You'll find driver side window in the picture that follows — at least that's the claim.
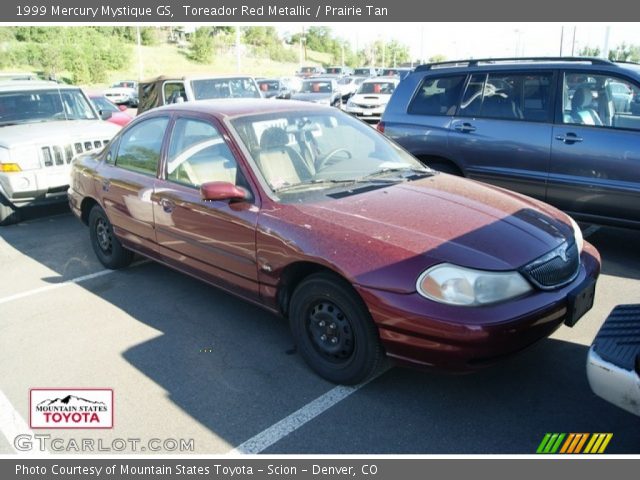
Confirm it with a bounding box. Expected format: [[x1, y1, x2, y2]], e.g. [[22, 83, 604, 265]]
[[166, 118, 239, 188], [163, 82, 186, 105]]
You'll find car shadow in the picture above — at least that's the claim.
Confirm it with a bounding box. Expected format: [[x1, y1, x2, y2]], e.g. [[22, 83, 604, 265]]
[[582, 225, 640, 281]]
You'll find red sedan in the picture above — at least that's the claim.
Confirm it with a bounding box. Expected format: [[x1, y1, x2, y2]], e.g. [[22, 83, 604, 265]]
[[68, 100, 600, 384], [89, 95, 133, 127]]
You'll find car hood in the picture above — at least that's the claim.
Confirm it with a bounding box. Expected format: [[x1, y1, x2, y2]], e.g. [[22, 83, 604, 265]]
[[0, 120, 120, 148], [282, 174, 574, 291], [350, 93, 390, 105], [291, 92, 334, 102]]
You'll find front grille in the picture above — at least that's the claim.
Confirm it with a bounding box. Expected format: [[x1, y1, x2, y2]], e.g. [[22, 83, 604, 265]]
[[521, 241, 580, 290], [41, 139, 107, 167]]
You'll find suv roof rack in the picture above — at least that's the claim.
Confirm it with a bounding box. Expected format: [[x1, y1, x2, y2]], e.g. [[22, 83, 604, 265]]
[[414, 57, 614, 72]]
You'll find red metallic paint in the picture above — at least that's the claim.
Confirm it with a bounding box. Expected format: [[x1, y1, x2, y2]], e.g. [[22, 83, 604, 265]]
[[69, 100, 602, 371]]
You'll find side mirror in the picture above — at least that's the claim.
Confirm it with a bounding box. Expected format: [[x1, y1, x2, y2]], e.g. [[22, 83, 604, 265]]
[[200, 181, 248, 202], [99, 109, 112, 120], [118, 105, 127, 112]]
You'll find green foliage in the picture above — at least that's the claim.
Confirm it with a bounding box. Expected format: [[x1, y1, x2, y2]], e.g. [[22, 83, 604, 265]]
[[608, 43, 640, 62], [579, 46, 601, 57], [189, 27, 214, 64], [429, 54, 447, 63]]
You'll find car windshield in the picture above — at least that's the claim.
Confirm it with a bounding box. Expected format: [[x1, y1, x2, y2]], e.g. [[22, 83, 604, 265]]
[[338, 77, 353, 85], [358, 81, 396, 94], [0, 89, 97, 126], [354, 69, 371, 76], [91, 96, 119, 113], [327, 68, 342, 74], [258, 81, 279, 92], [191, 77, 261, 100], [301, 67, 315, 73], [231, 110, 430, 200], [300, 81, 333, 93], [112, 82, 135, 89]]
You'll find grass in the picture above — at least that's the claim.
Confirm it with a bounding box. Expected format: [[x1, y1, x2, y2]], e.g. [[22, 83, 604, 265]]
[[1, 42, 327, 89]]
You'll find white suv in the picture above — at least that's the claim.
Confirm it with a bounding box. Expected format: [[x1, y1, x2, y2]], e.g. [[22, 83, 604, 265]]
[[0, 81, 121, 225]]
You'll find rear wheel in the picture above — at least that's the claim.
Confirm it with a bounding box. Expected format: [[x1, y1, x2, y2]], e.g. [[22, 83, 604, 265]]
[[429, 161, 462, 176], [88, 205, 133, 269], [289, 272, 384, 384], [0, 196, 20, 226]]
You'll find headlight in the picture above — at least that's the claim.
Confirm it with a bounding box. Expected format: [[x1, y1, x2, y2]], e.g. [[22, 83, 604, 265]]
[[417, 264, 533, 306], [568, 216, 584, 253]]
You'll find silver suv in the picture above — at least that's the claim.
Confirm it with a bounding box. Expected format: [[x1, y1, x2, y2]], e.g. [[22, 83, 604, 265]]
[[0, 81, 120, 225]]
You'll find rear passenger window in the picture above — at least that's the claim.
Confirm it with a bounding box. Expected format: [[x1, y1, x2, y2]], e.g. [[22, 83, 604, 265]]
[[408, 75, 465, 116], [458, 73, 552, 122], [116, 117, 169, 175], [166, 118, 240, 188]]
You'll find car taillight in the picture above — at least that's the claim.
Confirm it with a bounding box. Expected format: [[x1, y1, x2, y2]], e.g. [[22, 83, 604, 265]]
[[376, 121, 385, 133], [0, 163, 21, 172]]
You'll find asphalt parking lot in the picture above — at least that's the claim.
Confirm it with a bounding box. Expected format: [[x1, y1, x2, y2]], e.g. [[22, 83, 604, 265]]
[[1, 204, 639, 455]]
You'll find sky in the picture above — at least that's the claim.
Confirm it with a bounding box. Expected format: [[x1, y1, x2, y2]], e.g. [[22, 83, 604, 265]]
[[277, 23, 640, 62]]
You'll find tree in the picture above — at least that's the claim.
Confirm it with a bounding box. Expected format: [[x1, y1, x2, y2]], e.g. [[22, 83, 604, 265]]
[[608, 43, 640, 62], [189, 27, 213, 64], [579, 46, 601, 57]]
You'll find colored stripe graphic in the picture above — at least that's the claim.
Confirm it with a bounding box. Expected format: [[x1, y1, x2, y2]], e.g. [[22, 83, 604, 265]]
[[538, 433, 613, 454]]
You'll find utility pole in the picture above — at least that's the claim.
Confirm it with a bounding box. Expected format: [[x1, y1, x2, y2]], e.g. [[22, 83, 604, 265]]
[[603, 26, 611, 59], [559, 26, 564, 56], [571, 26, 577, 56], [136, 26, 143, 81], [235, 26, 241, 73]]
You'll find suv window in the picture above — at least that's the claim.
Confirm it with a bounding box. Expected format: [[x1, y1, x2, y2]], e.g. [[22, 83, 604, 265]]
[[459, 72, 552, 122], [163, 82, 186, 104], [115, 117, 169, 175], [408, 75, 465, 116], [166, 118, 239, 188], [563, 72, 640, 131]]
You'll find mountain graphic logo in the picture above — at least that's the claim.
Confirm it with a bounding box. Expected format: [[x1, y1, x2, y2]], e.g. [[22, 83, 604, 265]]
[[37, 395, 106, 407]]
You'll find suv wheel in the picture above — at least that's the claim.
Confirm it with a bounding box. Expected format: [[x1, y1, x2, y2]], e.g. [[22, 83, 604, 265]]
[[289, 272, 384, 385], [88, 205, 133, 269], [0, 196, 20, 226]]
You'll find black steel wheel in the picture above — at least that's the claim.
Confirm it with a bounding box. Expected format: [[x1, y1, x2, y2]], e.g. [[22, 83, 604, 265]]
[[289, 272, 383, 384], [89, 205, 133, 269]]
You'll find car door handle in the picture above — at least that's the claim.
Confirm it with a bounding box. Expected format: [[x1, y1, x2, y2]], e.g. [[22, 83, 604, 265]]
[[159, 198, 176, 213], [101, 179, 110, 192], [555, 133, 583, 144], [453, 122, 476, 133]]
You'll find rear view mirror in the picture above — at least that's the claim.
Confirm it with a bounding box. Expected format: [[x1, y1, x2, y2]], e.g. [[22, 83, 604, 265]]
[[200, 181, 248, 202], [99, 109, 112, 120]]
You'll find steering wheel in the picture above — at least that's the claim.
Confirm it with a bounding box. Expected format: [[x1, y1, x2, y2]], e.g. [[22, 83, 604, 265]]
[[315, 148, 352, 171]]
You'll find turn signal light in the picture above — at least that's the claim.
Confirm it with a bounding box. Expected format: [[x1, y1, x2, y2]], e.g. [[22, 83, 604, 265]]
[[376, 121, 385, 133], [0, 163, 21, 172]]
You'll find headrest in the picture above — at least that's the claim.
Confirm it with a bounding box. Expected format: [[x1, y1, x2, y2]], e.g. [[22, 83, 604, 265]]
[[260, 127, 289, 149], [572, 87, 593, 110]]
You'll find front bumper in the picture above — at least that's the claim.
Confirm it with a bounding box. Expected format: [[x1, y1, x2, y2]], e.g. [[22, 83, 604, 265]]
[[345, 105, 385, 121], [356, 242, 601, 371], [0, 167, 70, 207]]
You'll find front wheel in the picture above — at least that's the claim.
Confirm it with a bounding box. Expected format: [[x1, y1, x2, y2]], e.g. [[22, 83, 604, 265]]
[[88, 205, 133, 269], [289, 272, 384, 384]]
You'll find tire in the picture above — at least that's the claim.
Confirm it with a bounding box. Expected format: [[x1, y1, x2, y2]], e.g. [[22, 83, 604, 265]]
[[88, 205, 133, 269], [0, 196, 20, 226], [289, 272, 384, 384]]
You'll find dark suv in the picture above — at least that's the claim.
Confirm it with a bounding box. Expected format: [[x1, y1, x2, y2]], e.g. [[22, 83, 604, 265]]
[[379, 57, 640, 229]]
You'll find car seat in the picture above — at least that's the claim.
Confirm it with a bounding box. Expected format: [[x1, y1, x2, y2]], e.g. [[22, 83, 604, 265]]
[[571, 86, 603, 126], [257, 127, 312, 189]]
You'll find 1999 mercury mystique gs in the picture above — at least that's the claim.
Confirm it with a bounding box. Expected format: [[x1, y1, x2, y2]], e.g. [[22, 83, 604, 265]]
[[69, 99, 600, 384]]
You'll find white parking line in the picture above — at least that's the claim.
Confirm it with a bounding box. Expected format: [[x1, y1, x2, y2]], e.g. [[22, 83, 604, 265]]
[[229, 367, 390, 454], [582, 225, 601, 239], [0, 260, 149, 306], [0, 390, 48, 455]]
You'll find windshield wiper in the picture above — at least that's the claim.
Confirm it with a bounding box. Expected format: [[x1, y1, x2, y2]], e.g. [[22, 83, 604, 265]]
[[358, 166, 434, 181], [274, 179, 360, 193]]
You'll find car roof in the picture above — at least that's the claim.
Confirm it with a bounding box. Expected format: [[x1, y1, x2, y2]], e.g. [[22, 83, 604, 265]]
[[140, 74, 255, 84], [0, 80, 80, 92], [144, 98, 329, 119]]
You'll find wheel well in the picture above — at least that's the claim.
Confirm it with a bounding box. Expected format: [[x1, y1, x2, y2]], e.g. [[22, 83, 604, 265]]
[[416, 155, 463, 176], [80, 197, 99, 225], [277, 262, 341, 317]]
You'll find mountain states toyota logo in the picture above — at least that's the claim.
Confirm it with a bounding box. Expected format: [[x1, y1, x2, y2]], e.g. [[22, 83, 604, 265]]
[[29, 389, 113, 429]]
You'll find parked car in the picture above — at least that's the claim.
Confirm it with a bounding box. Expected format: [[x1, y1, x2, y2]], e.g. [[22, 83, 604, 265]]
[[69, 99, 600, 384], [104, 80, 138, 107], [257, 78, 293, 99], [0, 81, 120, 225], [297, 66, 325, 78], [345, 77, 399, 122], [380, 67, 413, 81], [279, 76, 303, 95], [380, 57, 640, 229], [353, 67, 378, 78], [587, 304, 640, 416], [89, 95, 133, 127], [291, 78, 342, 107], [326, 66, 354, 77], [336, 76, 363, 101], [0, 72, 38, 81], [137, 75, 261, 114]]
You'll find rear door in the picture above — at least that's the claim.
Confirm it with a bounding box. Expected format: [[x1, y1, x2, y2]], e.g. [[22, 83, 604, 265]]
[[447, 70, 556, 201], [100, 115, 170, 245], [549, 70, 640, 224]]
